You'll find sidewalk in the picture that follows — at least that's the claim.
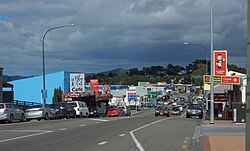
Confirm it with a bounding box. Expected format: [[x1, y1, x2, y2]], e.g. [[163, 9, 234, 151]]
[[201, 120, 245, 151]]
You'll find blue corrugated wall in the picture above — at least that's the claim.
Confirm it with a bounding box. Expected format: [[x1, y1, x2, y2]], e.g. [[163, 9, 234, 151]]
[[10, 71, 66, 104]]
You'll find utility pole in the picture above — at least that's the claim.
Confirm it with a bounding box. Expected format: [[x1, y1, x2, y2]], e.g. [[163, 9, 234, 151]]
[[246, 0, 250, 150]]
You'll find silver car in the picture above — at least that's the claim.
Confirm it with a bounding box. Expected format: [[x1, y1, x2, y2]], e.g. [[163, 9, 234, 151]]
[[25, 104, 56, 121], [0, 103, 26, 123]]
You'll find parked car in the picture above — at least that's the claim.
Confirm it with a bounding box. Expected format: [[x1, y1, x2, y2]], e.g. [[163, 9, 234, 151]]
[[155, 106, 170, 117], [89, 107, 106, 117], [186, 104, 203, 119], [117, 106, 131, 116], [0, 103, 26, 123], [25, 104, 56, 121], [67, 101, 89, 118], [50, 104, 64, 119], [51, 102, 76, 119], [107, 108, 123, 117], [171, 107, 181, 115]]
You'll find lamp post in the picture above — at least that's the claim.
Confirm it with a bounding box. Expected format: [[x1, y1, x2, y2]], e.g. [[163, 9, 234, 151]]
[[209, 0, 214, 124], [184, 42, 208, 75], [42, 24, 74, 104]]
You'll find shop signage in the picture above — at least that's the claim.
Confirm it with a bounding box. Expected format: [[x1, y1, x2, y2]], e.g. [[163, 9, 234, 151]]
[[70, 73, 85, 92], [214, 50, 227, 76], [221, 76, 240, 85], [90, 79, 99, 96], [127, 87, 136, 101], [203, 75, 221, 83]]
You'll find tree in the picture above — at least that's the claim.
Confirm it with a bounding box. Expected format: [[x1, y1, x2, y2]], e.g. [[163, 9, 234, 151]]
[[52, 87, 63, 103]]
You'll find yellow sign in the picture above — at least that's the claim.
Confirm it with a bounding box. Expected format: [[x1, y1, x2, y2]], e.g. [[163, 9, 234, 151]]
[[204, 83, 210, 90], [203, 75, 221, 84], [204, 75, 210, 83]]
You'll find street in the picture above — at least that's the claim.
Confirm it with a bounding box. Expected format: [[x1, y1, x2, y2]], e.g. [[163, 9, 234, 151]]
[[0, 109, 201, 151]]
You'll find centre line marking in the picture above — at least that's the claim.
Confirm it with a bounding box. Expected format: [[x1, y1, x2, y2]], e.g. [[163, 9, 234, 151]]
[[80, 124, 86, 127], [98, 141, 107, 145], [130, 117, 172, 151], [59, 128, 67, 131], [119, 134, 126, 137], [95, 122, 100, 124]]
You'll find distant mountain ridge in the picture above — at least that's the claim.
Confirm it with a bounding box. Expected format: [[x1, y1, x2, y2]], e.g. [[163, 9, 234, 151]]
[[3, 75, 28, 82]]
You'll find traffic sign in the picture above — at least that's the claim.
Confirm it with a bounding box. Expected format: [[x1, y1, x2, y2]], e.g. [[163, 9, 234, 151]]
[[221, 76, 240, 85], [41, 89, 47, 99]]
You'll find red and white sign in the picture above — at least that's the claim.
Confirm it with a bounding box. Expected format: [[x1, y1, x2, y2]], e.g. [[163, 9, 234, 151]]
[[214, 50, 227, 76], [90, 79, 99, 96], [221, 76, 240, 85]]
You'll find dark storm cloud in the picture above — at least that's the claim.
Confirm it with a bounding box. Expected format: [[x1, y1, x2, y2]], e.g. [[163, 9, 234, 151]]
[[0, 0, 247, 76]]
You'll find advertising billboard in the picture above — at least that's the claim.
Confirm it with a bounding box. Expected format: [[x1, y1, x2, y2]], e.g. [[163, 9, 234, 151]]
[[90, 79, 99, 96], [221, 76, 240, 85], [70, 73, 85, 92], [214, 50, 227, 76]]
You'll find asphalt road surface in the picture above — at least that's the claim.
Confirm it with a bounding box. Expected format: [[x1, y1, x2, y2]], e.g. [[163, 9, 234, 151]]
[[0, 108, 201, 151]]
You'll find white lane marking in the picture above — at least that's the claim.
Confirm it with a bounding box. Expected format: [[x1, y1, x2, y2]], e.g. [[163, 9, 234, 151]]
[[0, 130, 52, 133], [89, 119, 108, 122], [0, 131, 53, 143], [80, 124, 86, 127], [192, 126, 201, 140], [119, 134, 126, 137], [181, 112, 187, 117], [59, 128, 67, 131], [98, 141, 107, 145], [130, 117, 172, 151], [95, 122, 100, 124]]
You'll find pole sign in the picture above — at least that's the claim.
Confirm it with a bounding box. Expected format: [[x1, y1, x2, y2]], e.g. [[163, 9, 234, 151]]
[[203, 75, 221, 83], [90, 79, 99, 96], [41, 89, 47, 99], [214, 50, 227, 76], [127, 87, 136, 101], [221, 76, 240, 85], [70, 73, 85, 92]]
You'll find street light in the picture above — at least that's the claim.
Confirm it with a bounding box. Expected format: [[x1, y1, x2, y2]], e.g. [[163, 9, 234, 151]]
[[184, 42, 209, 75], [42, 24, 74, 104]]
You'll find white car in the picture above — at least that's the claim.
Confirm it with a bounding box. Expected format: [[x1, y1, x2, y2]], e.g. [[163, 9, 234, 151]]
[[68, 101, 89, 118], [176, 105, 183, 112]]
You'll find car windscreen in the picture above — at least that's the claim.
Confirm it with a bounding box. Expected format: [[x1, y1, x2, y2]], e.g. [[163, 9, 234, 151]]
[[188, 105, 201, 109], [68, 102, 77, 107], [27, 105, 43, 109], [172, 107, 179, 111], [118, 107, 125, 110], [89, 108, 97, 112], [0, 104, 4, 109]]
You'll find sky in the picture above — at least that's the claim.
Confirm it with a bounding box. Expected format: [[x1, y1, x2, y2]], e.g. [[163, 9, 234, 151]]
[[0, 0, 247, 76]]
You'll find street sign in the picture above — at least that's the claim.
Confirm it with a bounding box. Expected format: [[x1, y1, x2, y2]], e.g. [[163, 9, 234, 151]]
[[203, 75, 221, 83], [41, 89, 47, 99], [148, 91, 158, 99], [221, 76, 240, 85]]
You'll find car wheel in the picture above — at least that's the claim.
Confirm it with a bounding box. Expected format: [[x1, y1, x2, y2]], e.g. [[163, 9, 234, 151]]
[[80, 112, 83, 118], [0, 120, 6, 124], [85, 113, 89, 118], [186, 115, 190, 118], [55, 113, 58, 119], [44, 113, 49, 120], [9, 114, 14, 123], [199, 116, 203, 119], [26, 119, 31, 122], [20, 114, 26, 122], [66, 113, 70, 119]]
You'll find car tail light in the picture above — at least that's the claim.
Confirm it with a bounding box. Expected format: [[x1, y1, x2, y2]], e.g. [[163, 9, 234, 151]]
[[25, 109, 30, 113], [4, 108, 7, 114], [77, 108, 79, 111], [38, 108, 43, 111]]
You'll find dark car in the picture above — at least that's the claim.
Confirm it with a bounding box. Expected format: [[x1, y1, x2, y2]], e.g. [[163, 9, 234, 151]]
[[50, 104, 64, 119], [186, 104, 203, 119], [89, 107, 106, 117], [51, 102, 76, 119], [155, 106, 170, 117]]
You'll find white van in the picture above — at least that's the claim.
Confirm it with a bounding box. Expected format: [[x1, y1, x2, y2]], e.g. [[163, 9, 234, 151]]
[[68, 101, 89, 118]]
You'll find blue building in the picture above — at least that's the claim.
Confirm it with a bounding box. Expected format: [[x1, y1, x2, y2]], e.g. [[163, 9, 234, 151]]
[[10, 71, 77, 104]]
